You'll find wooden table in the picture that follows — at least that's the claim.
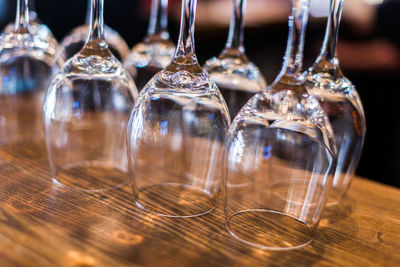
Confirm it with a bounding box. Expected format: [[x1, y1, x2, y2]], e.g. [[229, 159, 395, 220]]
[[0, 139, 399, 267]]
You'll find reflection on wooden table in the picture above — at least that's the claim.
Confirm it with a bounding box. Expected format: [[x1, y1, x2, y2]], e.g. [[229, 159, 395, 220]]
[[0, 136, 399, 266]]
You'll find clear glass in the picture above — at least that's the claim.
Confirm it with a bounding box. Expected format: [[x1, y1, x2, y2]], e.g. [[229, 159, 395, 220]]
[[203, 0, 266, 120], [305, 0, 366, 205], [0, 0, 59, 145], [127, 0, 230, 217], [3, 0, 57, 47], [123, 0, 176, 91], [43, 0, 138, 192], [57, 0, 130, 62], [225, 0, 336, 250]]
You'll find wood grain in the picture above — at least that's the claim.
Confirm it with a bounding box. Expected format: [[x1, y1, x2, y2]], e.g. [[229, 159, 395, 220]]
[[0, 137, 399, 266]]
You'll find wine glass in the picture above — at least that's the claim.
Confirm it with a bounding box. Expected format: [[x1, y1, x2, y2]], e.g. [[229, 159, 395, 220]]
[[305, 0, 366, 205], [203, 0, 266, 120], [225, 0, 335, 250], [43, 0, 138, 191], [57, 0, 130, 62], [127, 0, 230, 217], [123, 0, 175, 91], [3, 0, 56, 45], [0, 0, 59, 145]]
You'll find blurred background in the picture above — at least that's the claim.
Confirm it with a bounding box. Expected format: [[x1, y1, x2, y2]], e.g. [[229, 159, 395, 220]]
[[0, 0, 399, 188]]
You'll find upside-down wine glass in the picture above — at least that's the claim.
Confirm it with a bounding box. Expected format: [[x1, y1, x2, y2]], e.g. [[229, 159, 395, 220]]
[[127, 0, 230, 217], [43, 0, 138, 191], [305, 0, 366, 205], [0, 0, 59, 145], [58, 0, 130, 62], [123, 0, 175, 91], [203, 0, 266, 120], [3, 0, 38, 29], [225, 0, 336, 250], [3, 0, 56, 45]]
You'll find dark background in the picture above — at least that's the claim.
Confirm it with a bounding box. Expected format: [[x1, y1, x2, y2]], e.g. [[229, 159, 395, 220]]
[[1, 0, 399, 188]]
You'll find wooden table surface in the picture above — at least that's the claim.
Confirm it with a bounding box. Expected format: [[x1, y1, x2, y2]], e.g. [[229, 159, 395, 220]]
[[0, 139, 399, 267]]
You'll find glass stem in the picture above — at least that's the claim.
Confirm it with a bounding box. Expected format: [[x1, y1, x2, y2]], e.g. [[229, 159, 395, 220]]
[[85, 0, 107, 49], [277, 0, 310, 81], [15, 0, 30, 33], [174, 0, 197, 63], [225, 0, 246, 52], [317, 0, 343, 65], [147, 0, 169, 37]]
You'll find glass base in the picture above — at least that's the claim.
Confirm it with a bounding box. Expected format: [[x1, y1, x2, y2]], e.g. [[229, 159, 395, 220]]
[[52, 161, 129, 192], [226, 209, 312, 250], [134, 183, 215, 217]]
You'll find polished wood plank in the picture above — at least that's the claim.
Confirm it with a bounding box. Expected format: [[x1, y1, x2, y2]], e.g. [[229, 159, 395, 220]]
[[0, 139, 399, 266]]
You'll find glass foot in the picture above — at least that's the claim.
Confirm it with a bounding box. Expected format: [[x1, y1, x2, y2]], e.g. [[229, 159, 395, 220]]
[[226, 209, 312, 250], [52, 161, 129, 192], [134, 183, 215, 217]]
